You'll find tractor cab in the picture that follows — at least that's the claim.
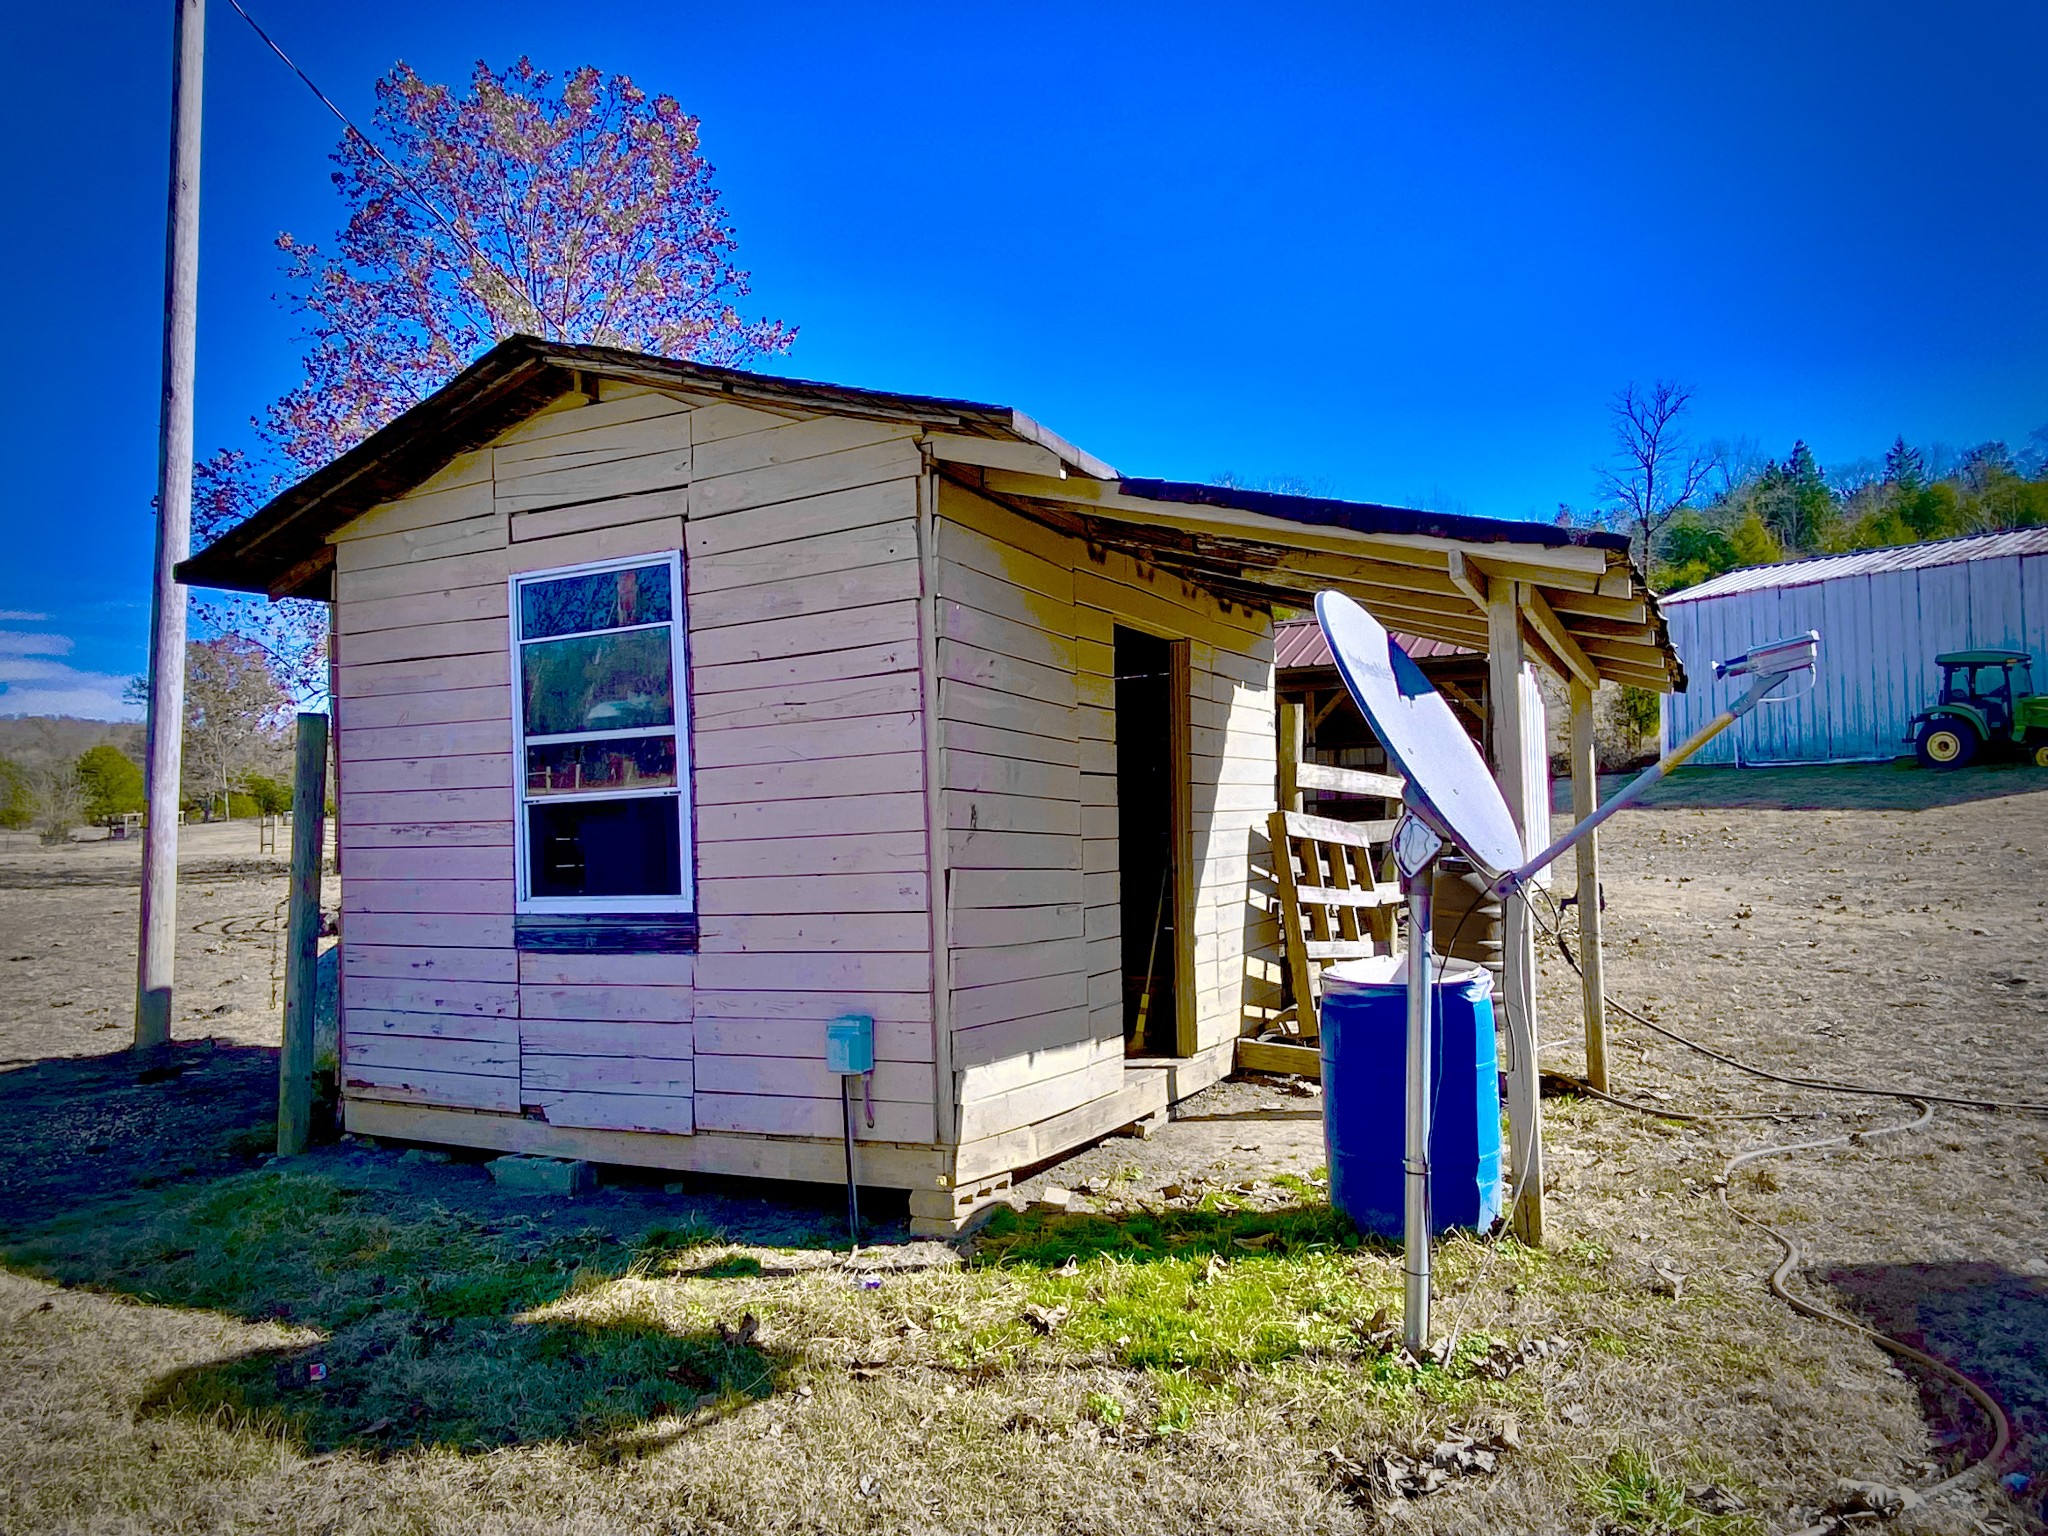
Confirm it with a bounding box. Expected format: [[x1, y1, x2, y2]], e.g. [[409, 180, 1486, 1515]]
[[1911, 649, 2048, 769]]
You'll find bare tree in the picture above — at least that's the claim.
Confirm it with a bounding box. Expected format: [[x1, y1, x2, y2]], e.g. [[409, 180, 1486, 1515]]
[[1596, 381, 1720, 568], [29, 760, 84, 845], [183, 638, 291, 821]]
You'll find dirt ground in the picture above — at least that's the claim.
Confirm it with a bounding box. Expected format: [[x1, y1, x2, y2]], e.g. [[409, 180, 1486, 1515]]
[[0, 765, 2045, 1535]]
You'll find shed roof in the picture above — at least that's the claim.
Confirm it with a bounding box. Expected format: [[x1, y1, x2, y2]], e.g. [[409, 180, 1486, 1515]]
[[176, 335, 1684, 691], [1664, 526, 2048, 604], [1275, 618, 1473, 669]]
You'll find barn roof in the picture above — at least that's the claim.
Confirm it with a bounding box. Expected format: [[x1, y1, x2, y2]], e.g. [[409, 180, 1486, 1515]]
[[176, 335, 1685, 691], [1665, 526, 2048, 604]]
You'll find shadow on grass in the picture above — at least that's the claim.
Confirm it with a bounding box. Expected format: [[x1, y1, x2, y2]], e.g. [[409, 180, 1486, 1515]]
[[0, 1045, 811, 1455], [1589, 759, 2048, 813], [0, 1040, 280, 1229], [1825, 1260, 2047, 1525], [7, 1167, 791, 1454]]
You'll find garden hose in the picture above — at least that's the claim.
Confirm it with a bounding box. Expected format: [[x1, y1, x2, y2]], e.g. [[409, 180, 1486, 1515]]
[[1524, 888, 2041, 1505], [1719, 1099, 2013, 1507]]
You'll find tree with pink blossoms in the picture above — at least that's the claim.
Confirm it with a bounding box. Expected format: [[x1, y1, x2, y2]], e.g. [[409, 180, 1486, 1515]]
[[195, 59, 794, 699]]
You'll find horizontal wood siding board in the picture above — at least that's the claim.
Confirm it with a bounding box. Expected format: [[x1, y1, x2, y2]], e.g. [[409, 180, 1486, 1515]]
[[343, 1008, 518, 1045], [338, 754, 513, 797], [691, 951, 933, 993], [697, 791, 925, 844], [695, 832, 927, 880], [345, 1034, 517, 1076], [342, 879, 514, 915], [343, 1063, 521, 1113], [694, 752, 925, 808], [694, 1091, 934, 1144], [694, 1015, 933, 1064], [689, 441, 921, 521], [529, 1090, 695, 1135], [346, 977, 519, 1017], [343, 944, 519, 984], [516, 952, 695, 986], [697, 873, 928, 915], [696, 911, 930, 953], [692, 1054, 932, 1103], [517, 1018, 695, 1059], [513, 914, 700, 954], [687, 600, 921, 669], [692, 641, 920, 699], [519, 1056, 695, 1097], [517, 984, 694, 1023], [690, 713, 924, 770], [340, 821, 514, 849]]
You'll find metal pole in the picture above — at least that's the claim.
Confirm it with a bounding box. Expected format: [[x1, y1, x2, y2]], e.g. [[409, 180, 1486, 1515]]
[[842, 1074, 862, 1243], [277, 714, 328, 1155], [1402, 865, 1435, 1353], [135, 0, 205, 1050]]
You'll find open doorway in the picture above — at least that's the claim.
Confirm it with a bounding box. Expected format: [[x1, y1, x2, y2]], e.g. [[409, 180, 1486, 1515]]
[[1114, 626, 1185, 1056]]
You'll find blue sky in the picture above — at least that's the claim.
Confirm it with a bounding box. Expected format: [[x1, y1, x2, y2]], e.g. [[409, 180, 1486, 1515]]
[[2, 0, 2044, 719]]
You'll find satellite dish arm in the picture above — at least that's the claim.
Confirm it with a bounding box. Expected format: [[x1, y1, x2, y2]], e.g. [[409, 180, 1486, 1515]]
[[1495, 632, 1818, 899]]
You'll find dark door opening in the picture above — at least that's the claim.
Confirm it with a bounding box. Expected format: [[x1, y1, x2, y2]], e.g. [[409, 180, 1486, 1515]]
[[1115, 627, 1178, 1055]]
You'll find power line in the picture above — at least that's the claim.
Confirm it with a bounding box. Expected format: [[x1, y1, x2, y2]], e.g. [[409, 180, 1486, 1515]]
[[220, 0, 501, 280]]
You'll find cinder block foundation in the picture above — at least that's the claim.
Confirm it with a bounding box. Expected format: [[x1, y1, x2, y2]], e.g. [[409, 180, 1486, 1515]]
[[488, 1154, 596, 1195]]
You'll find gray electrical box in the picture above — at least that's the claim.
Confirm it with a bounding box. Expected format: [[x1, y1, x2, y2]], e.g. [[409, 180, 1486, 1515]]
[[826, 1014, 874, 1075]]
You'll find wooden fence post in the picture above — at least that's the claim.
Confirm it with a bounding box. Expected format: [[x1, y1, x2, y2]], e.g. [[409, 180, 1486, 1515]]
[[277, 712, 328, 1157]]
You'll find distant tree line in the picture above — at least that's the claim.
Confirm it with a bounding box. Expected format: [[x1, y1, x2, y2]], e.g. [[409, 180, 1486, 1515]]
[[1, 638, 295, 843], [1567, 380, 2048, 594]]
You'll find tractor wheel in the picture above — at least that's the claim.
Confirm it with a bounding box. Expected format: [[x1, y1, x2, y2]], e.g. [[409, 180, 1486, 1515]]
[[2033, 743, 2048, 769], [1915, 720, 1979, 770]]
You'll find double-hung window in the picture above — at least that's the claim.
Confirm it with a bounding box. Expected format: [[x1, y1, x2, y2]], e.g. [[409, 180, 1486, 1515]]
[[511, 553, 693, 917]]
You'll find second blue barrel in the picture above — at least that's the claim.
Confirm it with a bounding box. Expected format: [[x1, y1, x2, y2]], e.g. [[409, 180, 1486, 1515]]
[[1318, 955, 1504, 1238]]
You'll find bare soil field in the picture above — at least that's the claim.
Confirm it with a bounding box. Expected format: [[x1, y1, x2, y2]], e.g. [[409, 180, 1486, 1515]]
[[0, 766, 2043, 1536]]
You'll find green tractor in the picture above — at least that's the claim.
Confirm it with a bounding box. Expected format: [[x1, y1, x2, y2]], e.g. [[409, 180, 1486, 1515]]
[[1909, 649, 2048, 769]]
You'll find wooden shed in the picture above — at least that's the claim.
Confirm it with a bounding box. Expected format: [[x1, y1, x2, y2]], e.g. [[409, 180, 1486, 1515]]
[[180, 336, 1683, 1235]]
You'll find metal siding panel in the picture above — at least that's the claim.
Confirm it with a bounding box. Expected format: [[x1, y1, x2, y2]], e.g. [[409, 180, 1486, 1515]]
[[1768, 585, 1828, 761], [2024, 555, 2048, 671], [1919, 564, 1974, 657], [1821, 576, 1878, 758], [1969, 556, 2025, 653]]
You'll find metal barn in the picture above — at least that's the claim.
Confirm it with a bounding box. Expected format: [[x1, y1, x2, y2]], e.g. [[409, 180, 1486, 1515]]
[[1661, 528, 2048, 765]]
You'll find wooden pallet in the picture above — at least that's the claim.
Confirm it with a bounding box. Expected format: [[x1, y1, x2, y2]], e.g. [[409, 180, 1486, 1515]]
[[1266, 764, 1406, 1038]]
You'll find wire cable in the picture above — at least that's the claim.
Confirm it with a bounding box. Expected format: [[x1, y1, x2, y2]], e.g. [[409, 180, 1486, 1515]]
[[1532, 885, 2048, 1117], [222, 0, 507, 283]]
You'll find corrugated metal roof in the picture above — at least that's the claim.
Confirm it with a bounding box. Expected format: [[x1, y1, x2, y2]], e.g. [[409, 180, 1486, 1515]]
[[1275, 618, 1474, 669], [1664, 527, 2048, 604]]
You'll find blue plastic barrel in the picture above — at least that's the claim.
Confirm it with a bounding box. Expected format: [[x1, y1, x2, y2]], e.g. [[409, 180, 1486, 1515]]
[[1318, 956, 1504, 1238]]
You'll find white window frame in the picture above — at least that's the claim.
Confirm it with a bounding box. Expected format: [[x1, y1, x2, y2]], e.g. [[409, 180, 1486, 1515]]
[[509, 550, 694, 915]]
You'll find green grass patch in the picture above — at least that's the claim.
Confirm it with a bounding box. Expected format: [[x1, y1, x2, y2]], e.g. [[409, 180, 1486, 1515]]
[[1580, 1447, 1759, 1535]]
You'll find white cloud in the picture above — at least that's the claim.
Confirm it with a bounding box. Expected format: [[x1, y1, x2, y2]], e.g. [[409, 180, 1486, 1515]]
[[0, 633, 139, 720], [0, 630, 74, 657], [0, 610, 50, 621]]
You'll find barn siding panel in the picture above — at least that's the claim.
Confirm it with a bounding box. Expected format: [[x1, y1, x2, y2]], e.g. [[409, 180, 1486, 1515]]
[[1663, 549, 2045, 764]]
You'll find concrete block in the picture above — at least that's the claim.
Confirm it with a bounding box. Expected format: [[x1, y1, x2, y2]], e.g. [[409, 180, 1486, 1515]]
[[488, 1154, 595, 1195]]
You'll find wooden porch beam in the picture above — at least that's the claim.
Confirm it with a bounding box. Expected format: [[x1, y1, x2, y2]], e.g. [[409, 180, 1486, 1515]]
[[1485, 576, 1546, 1247], [1520, 584, 1600, 688], [1568, 676, 1608, 1094]]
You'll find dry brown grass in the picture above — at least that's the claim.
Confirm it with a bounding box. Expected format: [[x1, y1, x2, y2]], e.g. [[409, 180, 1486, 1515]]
[[1, 769, 2044, 1534]]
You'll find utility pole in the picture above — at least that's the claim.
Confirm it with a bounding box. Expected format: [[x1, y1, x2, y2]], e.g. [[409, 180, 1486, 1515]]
[[136, 0, 205, 1050]]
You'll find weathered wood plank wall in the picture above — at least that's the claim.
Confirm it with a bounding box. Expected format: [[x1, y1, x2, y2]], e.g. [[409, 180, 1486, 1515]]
[[332, 380, 937, 1149], [933, 481, 1283, 1163]]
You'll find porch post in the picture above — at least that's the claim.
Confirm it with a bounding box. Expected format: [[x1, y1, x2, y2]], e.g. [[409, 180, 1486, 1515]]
[[1568, 677, 1608, 1094], [1486, 580, 1545, 1246]]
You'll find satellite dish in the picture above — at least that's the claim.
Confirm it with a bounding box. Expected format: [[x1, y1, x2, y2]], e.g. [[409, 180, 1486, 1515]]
[[1314, 591, 1525, 878]]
